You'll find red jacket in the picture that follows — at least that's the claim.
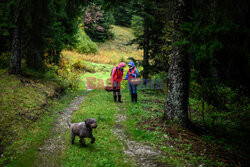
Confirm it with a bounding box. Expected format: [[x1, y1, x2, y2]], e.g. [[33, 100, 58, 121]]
[[111, 62, 125, 83], [128, 67, 136, 81]]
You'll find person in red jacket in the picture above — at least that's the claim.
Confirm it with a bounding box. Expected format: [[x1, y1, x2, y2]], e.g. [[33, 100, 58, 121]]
[[111, 62, 126, 102]]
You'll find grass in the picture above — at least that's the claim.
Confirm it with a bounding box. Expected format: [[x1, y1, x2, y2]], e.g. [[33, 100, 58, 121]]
[[62, 90, 134, 167], [0, 68, 85, 166], [0, 25, 142, 166], [1, 65, 244, 166], [59, 68, 134, 167], [84, 61, 114, 73], [119, 89, 229, 166], [77, 62, 113, 90], [59, 82, 229, 166], [5, 90, 86, 167], [0, 25, 138, 166], [97, 25, 140, 54], [62, 25, 143, 65]]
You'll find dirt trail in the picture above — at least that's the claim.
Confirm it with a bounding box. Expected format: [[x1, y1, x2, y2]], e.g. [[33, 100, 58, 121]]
[[33, 92, 167, 167], [33, 94, 86, 167], [112, 109, 169, 167]]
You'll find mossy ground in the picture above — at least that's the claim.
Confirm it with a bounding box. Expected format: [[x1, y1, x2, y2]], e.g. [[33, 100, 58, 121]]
[[0, 68, 84, 166]]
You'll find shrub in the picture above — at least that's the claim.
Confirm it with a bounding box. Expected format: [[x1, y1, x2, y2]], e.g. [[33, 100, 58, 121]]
[[46, 54, 86, 90], [190, 81, 250, 154], [75, 28, 98, 54], [0, 52, 10, 69], [131, 15, 144, 38], [83, 3, 114, 42]]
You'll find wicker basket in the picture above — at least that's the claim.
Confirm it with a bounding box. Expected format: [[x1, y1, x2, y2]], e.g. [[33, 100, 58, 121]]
[[105, 86, 120, 92], [130, 77, 142, 85]]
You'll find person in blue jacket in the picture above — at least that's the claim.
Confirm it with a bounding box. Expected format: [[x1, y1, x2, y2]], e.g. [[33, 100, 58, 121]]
[[124, 61, 140, 102]]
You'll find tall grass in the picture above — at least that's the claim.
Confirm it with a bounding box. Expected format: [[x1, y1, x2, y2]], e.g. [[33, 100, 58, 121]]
[[62, 25, 143, 65], [0, 69, 67, 166]]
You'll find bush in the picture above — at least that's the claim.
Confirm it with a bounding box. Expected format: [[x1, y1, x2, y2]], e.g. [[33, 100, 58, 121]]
[[75, 28, 98, 54], [46, 54, 86, 90], [190, 82, 250, 154], [113, 0, 135, 27], [0, 52, 10, 69], [131, 15, 144, 38], [83, 4, 114, 42]]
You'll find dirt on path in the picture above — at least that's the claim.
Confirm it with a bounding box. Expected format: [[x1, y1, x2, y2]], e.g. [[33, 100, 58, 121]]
[[112, 108, 169, 167], [33, 94, 86, 167]]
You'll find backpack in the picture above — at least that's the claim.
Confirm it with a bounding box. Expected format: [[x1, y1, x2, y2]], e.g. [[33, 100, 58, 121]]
[[110, 67, 118, 76]]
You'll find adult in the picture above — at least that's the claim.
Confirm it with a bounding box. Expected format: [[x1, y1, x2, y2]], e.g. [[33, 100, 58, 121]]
[[124, 61, 140, 102], [111, 62, 126, 102]]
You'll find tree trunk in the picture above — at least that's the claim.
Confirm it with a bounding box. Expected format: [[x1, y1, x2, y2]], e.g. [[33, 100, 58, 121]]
[[26, 46, 43, 70], [142, 0, 150, 80], [8, 0, 22, 75], [26, 0, 46, 70], [163, 0, 191, 126], [9, 24, 22, 75]]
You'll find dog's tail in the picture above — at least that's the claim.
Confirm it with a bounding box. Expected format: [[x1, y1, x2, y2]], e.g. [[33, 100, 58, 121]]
[[67, 119, 71, 128]]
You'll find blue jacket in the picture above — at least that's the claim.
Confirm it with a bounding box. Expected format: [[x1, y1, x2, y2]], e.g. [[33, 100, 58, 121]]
[[124, 61, 139, 80]]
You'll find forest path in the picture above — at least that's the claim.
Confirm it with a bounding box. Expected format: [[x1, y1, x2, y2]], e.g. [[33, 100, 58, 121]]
[[112, 107, 168, 167], [59, 88, 169, 167], [32, 23, 167, 166], [33, 94, 86, 167]]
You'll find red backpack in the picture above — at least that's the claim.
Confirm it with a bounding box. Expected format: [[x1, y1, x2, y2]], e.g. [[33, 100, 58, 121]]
[[110, 67, 118, 76]]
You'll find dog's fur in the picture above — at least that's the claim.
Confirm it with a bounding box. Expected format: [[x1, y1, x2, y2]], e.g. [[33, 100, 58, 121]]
[[67, 118, 97, 147]]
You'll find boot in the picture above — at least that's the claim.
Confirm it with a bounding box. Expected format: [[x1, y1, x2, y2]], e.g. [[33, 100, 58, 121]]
[[114, 95, 117, 102], [118, 95, 123, 103], [131, 94, 134, 102], [134, 94, 137, 103]]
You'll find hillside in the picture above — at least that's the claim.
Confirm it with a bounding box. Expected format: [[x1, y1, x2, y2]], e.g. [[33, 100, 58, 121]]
[[62, 25, 143, 65]]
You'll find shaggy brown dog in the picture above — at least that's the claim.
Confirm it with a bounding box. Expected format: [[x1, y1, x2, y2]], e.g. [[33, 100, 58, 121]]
[[67, 118, 97, 147]]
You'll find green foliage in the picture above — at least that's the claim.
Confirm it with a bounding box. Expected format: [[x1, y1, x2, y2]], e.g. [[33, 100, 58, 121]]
[[48, 54, 87, 91], [83, 3, 114, 42], [75, 28, 98, 54], [181, 0, 249, 91], [0, 1, 11, 53], [130, 0, 172, 75], [190, 82, 250, 157], [180, 17, 233, 64], [113, 0, 136, 27], [131, 15, 144, 38], [180, 3, 250, 158], [33, 0, 85, 67], [0, 0, 94, 71], [0, 52, 10, 69]]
